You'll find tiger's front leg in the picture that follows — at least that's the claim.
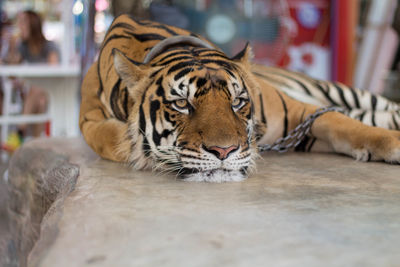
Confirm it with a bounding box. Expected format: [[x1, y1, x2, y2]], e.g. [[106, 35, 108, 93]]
[[308, 107, 400, 163], [79, 64, 130, 163]]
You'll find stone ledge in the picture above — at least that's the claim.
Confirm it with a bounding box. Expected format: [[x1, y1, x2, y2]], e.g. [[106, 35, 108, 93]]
[[5, 138, 400, 267], [5, 138, 96, 267]]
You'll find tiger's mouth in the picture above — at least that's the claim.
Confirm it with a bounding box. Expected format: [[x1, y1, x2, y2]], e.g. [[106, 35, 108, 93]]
[[178, 168, 247, 183], [154, 145, 254, 182]]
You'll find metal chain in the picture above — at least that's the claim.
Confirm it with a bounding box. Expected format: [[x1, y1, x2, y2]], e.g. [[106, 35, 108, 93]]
[[258, 106, 344, 153]]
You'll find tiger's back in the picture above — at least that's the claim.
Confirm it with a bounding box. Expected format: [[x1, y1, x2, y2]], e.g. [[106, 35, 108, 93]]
[[252, 64, 400, 130]]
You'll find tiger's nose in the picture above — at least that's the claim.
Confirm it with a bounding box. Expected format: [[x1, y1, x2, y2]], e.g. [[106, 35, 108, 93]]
[[203, 145, 239, 160]]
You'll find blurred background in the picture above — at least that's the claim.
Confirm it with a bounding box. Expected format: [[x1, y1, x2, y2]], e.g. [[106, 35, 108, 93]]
[[0, 0, 399, 152]]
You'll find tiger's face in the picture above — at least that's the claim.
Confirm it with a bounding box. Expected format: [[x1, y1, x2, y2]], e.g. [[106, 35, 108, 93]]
[[114, 46, 257, 182]]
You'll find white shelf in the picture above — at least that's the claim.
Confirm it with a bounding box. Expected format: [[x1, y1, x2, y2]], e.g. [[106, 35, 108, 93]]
[[0, 113, 51, 125], [0, 66, 81, 139], [0, 64, 80, 77]]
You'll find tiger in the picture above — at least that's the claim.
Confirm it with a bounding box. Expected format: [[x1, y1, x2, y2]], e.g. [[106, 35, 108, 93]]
[[79, 14, 400, 182]]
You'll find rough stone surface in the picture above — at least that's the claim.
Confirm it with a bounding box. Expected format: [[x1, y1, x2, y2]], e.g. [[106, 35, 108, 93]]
[[5, 138, 96, 267], [0, 162, 10, 267], [6, 138, 400, 267]]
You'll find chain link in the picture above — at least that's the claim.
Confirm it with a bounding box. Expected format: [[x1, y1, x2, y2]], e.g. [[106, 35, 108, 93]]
[[258, 106, 344, 153]]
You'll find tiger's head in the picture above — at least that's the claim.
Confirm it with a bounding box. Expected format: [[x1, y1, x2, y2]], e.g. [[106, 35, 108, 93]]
[[113, 37, 259, 182]]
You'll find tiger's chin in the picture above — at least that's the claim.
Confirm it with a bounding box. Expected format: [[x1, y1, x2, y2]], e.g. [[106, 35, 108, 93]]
[[181, 169, 247, 183]]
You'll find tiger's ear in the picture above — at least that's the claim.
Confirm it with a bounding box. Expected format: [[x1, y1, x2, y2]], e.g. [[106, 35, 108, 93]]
[[113, 48, 147, 88], [231, 42, 254, 64]]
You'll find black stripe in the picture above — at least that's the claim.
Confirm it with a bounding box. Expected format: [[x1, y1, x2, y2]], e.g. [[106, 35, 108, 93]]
[[224, 68, 236, 78], [295, 135, 310, 152], [384, 103, 389, 111], [349, 87, 361, 109], [107, 50, 142, 67], [276, 91, 288, 137], [125, 56, 142, 66], [123, 31, 166, 42], [188, 76, 196, 84], [138, 77, 156, 135], [102, 34, 131, 50], [139, 105, 146, 136], [122, 87, 129, 119], [196, 78, 207, 88], [142, 136, 151, 157], [199, 52, 229, 59], [97, 34, 131, 96], [307, 138, 317, 152], [194, 86, 211, 97], [167, 60, 197, 74], [231, 43, 249, 60], [270, 71, 313, 95], [358, 111, 366, 122], [153, 129, 173, 147], [97, 65, 103, 97], [100, 107, 107, 118], [259, 94, 267, 125], [199, 59, 234, 70], [371, 111, 376, 127], [334, 84, 352, 110], [371, 94, 377, 111], [150, 24, 179, 36], [252, 72, 295, 93], [106, 22, 135, 36], [170, 88, 181, 97], [150, 68, 163, 78], [191, 47, 210, 55], [392, 113, 399, 129], [157, 51, 191, 64], [150, 100, 160, 126], [164, 111, 176, 126], [314, 82, 339, 106], [174, 68, 193, 81], [110, 79, 125, 121], [367, 152, 372, 162], [216, 79, 227, 88], [157, 56, 193, 67], [155, 77, 165, 97]]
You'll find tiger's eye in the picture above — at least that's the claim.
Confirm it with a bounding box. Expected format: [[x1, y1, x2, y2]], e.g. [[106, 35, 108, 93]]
[[232, 98, 242, 107], [174, 99, 188, 108]]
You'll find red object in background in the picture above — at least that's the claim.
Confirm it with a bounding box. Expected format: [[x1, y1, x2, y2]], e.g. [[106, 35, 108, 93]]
[[301, 52, 314, 65], [286, 0, 330, 47], [331, 0, 357, 86], [278, 0, 331, 80], [45, 121, 51, 136]]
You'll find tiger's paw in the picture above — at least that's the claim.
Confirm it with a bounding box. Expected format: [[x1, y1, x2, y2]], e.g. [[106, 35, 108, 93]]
[[350, 130, 400, 164]]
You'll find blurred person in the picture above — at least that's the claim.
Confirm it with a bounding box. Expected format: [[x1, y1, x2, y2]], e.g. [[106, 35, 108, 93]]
[[6, 10, 59, 143], [16, 10, 59, 64]]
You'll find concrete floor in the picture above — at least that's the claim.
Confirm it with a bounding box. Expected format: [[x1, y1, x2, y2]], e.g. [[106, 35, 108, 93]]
[[5, 138, 400, 267]]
